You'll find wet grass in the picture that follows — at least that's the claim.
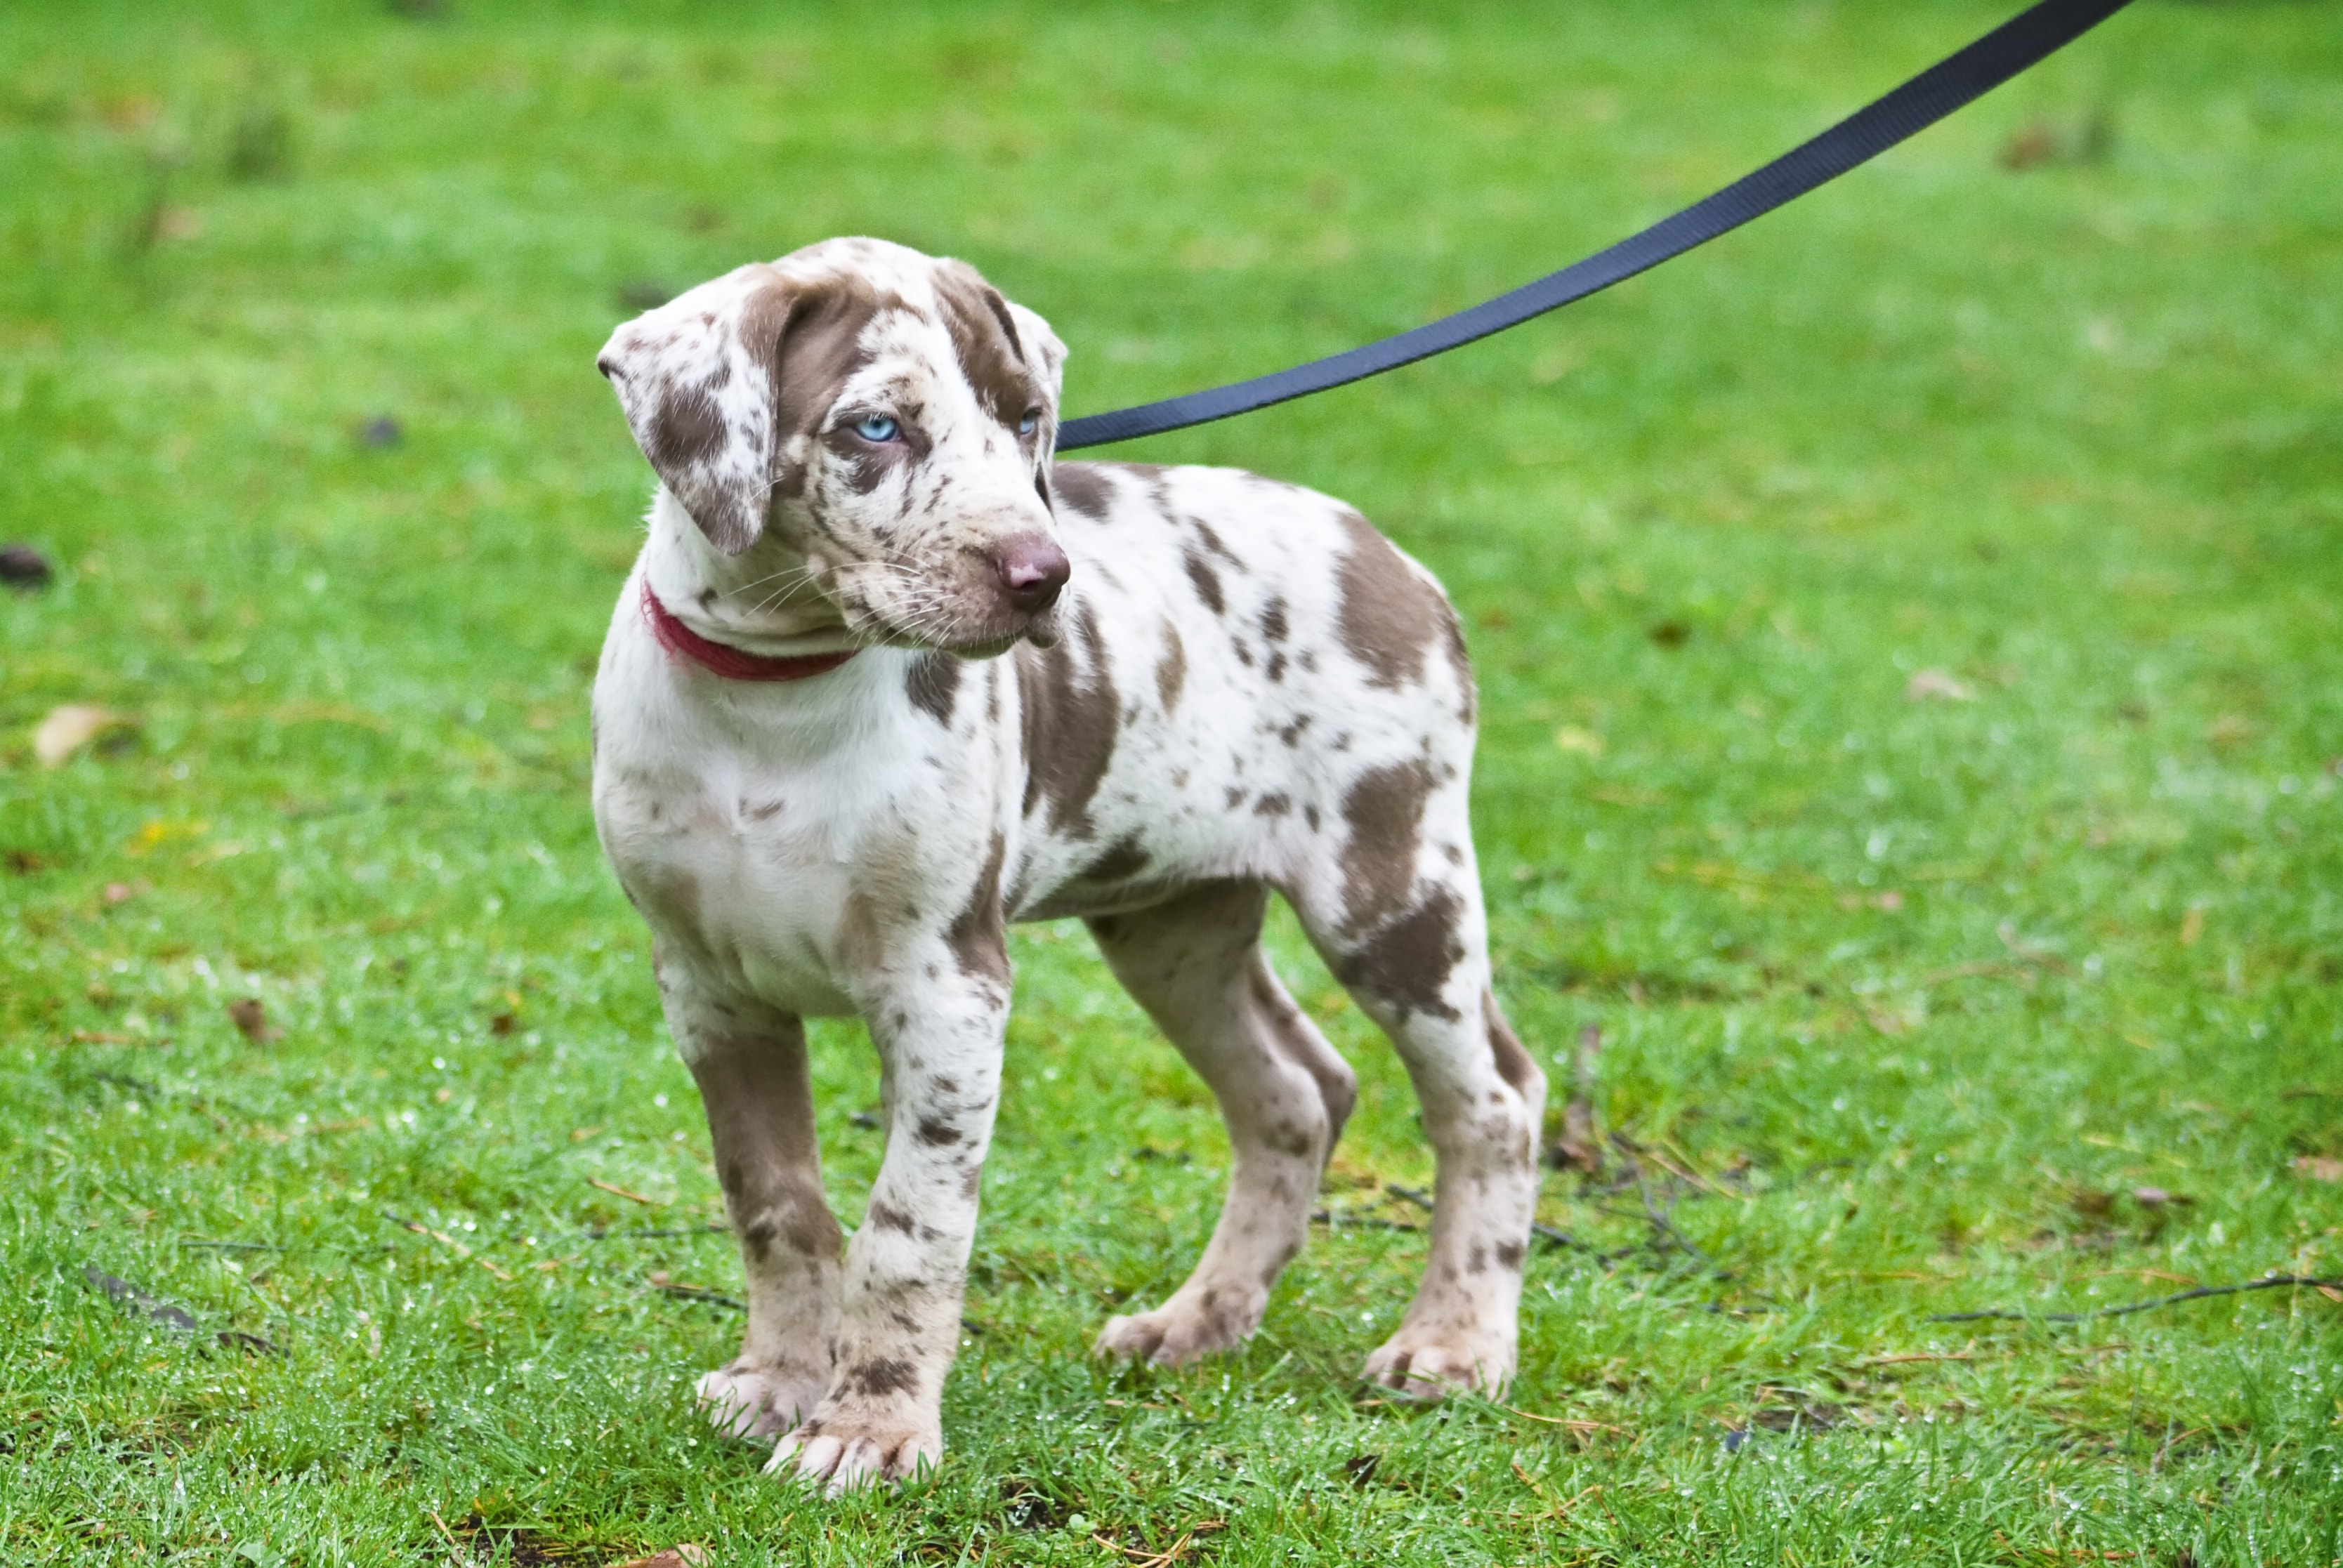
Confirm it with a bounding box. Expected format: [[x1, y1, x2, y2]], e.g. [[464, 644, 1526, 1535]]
[[2, 0, 2340, 1562]]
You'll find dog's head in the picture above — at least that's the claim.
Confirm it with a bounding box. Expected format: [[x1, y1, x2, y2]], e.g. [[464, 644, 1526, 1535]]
[[598, 238, 1071, 655]]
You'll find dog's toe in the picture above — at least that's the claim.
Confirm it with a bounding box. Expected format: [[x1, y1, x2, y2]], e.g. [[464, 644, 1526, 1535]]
[[698, 1361, 826, 1439], [1362, 1332, 1511, 1401], [766, 1413, 940, 1494], [1094, 1284, 1264, 1366], [1094, 1312, 1169, 1364]]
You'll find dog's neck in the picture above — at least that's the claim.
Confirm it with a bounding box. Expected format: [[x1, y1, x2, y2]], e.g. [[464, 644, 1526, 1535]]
[[638, 489, 862, 657]]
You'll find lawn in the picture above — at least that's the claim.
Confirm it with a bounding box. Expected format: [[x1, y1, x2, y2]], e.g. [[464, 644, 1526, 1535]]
[[3, 0, 2341, 1562]]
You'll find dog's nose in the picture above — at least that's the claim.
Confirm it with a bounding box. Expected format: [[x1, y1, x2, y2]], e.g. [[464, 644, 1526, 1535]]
[[991, 534, 1070, 614]]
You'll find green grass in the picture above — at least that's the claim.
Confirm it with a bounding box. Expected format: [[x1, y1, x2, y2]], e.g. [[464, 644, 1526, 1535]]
[[4, 0, 2341, 1561]]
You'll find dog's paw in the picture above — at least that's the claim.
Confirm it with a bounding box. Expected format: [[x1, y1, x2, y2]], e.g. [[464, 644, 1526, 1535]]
[[697, 1360, 827, 1440], [1361, 1329, 1514, 1402], [766, 1411, 941, 1496], [1094, 1288, 1261, 1366]]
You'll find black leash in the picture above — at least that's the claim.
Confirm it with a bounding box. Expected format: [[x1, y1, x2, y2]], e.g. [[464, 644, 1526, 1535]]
[[1057, 0, 2133, 453]]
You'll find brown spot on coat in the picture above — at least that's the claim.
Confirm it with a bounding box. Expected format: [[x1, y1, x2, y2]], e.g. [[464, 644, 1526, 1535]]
[[1494, 1239, 1525, 1271], [1335, 885, 1465, 1022], [1014, 600, 1119, 837], [1334, 508, 1453, 691], [905, 652, 961, 725], [931, 263, 1038, 428], [1155, 623, 1186, 711], [915, 1117, 962, 1147], [1077, 832, 1150, 884], [1182, 547, 1224, 614], [945, 832, 1011, 987], [1052, 461, 1113, 520], [1338, 760, 1433, 933], [864, 1198, 917, 1234], [841, 1357, 919, 1397]]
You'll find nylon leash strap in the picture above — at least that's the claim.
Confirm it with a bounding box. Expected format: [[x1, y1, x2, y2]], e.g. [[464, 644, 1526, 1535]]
[[1056, 0, 2133, 452]]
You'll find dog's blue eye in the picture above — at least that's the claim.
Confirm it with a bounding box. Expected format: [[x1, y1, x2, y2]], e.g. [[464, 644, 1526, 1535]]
[[1018, 409, 1040, 436], [852, 414, 900, 442]]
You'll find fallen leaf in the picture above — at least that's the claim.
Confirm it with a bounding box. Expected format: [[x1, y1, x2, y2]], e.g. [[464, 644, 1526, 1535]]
[[34, 704, 135, 767], [2179, 906, 2206, 946], [2068, 1189, 2118, 1220], [2292, 1156, 2342, 1183], [1646, 620, 1691, 649], [155, 206, 203, 240], [226, 997, 282, 1043], [489, 1011, 516, 1036], [609, 1549, 710, 1568], [2131, 1186, 2192, 1208], [102, 881, 147, 906], [1, 543, 52, 591], [1903, 669, 1973, 702], [2205, 714, 2252, 745], [5, 850, 46, 874]]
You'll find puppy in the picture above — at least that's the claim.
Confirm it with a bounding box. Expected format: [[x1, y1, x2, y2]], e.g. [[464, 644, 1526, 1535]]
[[591, 237, 1544, 1492]]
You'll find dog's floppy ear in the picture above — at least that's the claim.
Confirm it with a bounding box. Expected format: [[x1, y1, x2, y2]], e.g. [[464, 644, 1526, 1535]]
[[597, 264, 796, 555]]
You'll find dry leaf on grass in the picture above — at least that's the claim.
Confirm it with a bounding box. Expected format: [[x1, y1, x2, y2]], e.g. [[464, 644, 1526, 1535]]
[[34, 704, 136, 767], [1903, 669, 1973, 702], [610, 1548, 709, 1568], [2292, 1155, 2342, 1183], [227, 998, 282, 1043]]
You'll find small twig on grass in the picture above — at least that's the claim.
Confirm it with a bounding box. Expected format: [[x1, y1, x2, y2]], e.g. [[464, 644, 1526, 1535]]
[[589, 1177, 659, 1205], [1384, 1183, 1589, 1253], [1634, 1173, 1721, 1274], [581, 1224, 728, 1241], [650, 1281, 745, 1311], [1495, 1403, 1625, 1437], [174, 1238, 281, 1253], [1930, 1274, 2343, 1324], [1311, 1208, 1420, 1233], [81, 1265, 283, 1355], [381, 1211, 514, 1281], [1093, 1519, 1223, 1568]]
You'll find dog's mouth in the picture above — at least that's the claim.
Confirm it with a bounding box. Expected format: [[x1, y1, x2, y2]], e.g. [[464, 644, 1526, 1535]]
[[825, 562, 1062, 657]]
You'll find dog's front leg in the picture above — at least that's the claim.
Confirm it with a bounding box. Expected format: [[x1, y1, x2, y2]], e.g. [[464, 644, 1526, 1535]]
[[768, 948, 1007, 1494], [662, 958, 843, 1440]]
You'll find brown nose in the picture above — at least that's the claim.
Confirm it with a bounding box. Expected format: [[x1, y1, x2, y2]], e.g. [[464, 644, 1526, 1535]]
[[992, 534, 1070, 614]]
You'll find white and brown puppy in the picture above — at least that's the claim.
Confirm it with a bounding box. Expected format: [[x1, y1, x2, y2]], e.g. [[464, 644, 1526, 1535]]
[[591, 237, 1544, 1493]]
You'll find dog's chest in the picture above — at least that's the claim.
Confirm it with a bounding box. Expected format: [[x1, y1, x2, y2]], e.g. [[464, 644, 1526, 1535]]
[[592, 650, 996, 1014]]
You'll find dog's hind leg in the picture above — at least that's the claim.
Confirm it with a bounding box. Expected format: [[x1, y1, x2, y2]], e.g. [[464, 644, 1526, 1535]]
[[1285, 793, 1545, 1401], [662, 956, 843, 1439], [1087, 880, 1357, 1365]]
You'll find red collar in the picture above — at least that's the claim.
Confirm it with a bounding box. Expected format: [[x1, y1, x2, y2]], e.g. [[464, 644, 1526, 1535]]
[[641, 584, 859, 683]]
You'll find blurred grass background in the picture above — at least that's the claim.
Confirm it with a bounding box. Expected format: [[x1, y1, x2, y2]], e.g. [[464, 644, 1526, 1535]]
[[1, 1, 2339, 1563]]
